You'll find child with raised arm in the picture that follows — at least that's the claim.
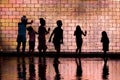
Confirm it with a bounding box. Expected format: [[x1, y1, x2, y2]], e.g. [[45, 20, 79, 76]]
[[27, 26, 38, 53], [17, 15, 33, 53], [74, 25, 87, 54], [38, 18, 50, 53]]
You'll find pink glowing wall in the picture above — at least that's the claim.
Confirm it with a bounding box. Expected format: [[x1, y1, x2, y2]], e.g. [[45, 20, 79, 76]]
[[0, 0, 120, 52]]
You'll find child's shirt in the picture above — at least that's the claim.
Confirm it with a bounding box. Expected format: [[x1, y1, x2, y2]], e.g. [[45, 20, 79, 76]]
[[18, 22, 26, 36], [38, 26, 47, 41], [74, 30, 83, 40], [53, 27, 63, 44], [28, 30, 36, 42]]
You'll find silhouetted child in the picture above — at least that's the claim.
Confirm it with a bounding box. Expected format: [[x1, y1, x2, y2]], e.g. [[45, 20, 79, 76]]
[[27, 26, 38, 53], [49, 20, 63, 54], [17, 15, 33, 53], [74, 25, 87, 54], [53, 57, 60, 75], [38, 18, 50, 53], [101, 31, 109, 54]]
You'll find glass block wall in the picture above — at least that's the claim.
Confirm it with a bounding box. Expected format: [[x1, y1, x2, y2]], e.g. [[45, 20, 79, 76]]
[[0, 0, 120, 52]]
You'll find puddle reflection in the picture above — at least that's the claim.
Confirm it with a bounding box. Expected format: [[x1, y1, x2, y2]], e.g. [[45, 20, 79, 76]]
[[0, 57, 120, 80]]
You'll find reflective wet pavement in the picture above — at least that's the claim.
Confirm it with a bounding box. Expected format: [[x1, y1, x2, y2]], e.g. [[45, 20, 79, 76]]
[[0, 57, 120, 80]]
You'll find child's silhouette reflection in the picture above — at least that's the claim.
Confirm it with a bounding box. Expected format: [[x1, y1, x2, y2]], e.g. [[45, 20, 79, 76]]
[[102, 58, 109, 80], [38, 57, 46, 80], [76, 57, 82, 80], [17, 57, 26, 80], [29, 57, 35, 80], [53, 57, 61, 80]]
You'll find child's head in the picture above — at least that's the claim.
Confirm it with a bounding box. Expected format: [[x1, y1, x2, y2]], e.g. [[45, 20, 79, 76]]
[[39, 18, 46, 26], [57, 20, 62, 27], [21, 15, 28, 23], [27, 26, 33, 32], [76, 25, 81, 31], [102, 31, 107, 37]]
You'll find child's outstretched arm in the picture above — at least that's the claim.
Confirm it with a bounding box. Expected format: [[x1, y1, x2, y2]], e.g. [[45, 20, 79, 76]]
[[45, 28, 50, 34], [27, 20, 33, 24], [74, 31, 76, 36], [49, 31, 54, 42], [82, 30, 87, 36]]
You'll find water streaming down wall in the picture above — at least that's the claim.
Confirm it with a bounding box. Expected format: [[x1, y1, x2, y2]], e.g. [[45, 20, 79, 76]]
[[0, 0, 120, 52]]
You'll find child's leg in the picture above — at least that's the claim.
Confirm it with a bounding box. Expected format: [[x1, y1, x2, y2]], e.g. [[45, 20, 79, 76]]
[[43, 45, 47, 53], [54, 43, 60, 54], [39, 48, 42, 53], [17, 42, 21, 53], [78, 44, 82, 54], [29, 41, 31, 53], [76, 48, 79, 54], [38, 45, 42, 53], [75, 47, 79, 66], [57, 44, 60, 54], [78, 47, 82, 64], [104, 51, 106, 54], [78, 48, 81, 54], [22, 42, 26, 53], [31, 41, 35, 53], [57, 45, 60, 54]]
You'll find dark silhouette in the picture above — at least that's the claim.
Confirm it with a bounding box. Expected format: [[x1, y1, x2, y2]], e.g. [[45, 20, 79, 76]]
[[49, 20, 63, 54], [27, 26, 38, 53], [53, 57, 61, 80], [16, 15, 33, 53], [74, 25, 87, 54], [38, 56, 47, 80], [17, 57, 26, 80], [101, 31, 109, 54], [38, 18, 50, 53], [29, 57, 36, 80], [75, 57, 82, 79], [74, 25, 86, 64], [102, 57, 109, 80]]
